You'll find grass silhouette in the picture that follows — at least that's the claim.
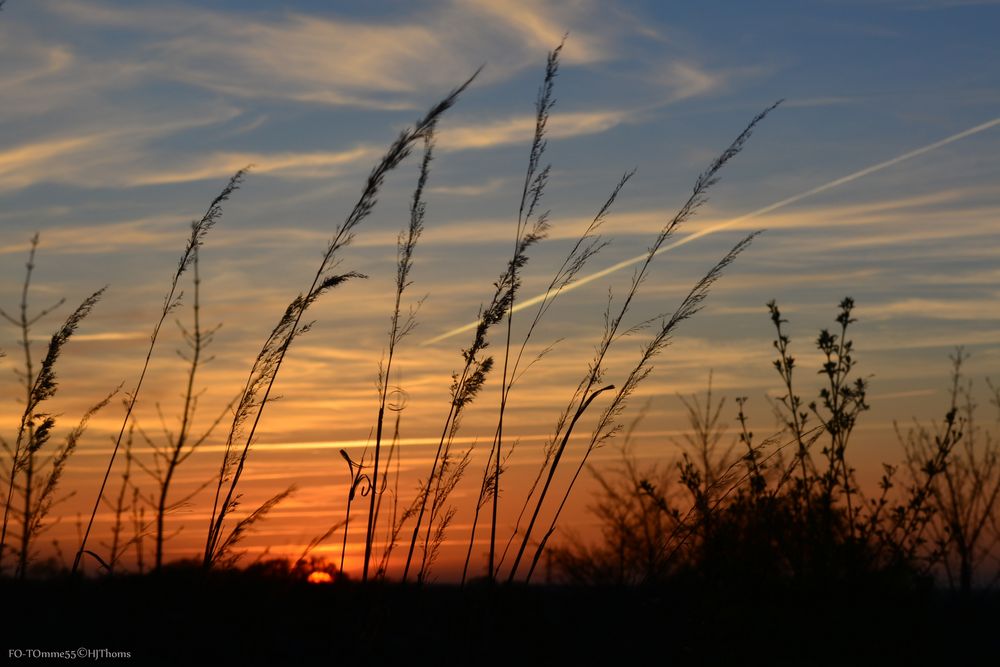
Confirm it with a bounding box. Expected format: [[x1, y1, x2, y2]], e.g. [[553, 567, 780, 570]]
[[1, 36, 998, 666]]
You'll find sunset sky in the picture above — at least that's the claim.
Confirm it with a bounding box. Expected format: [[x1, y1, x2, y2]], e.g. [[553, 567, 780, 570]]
[[1, 0, 999, 579]]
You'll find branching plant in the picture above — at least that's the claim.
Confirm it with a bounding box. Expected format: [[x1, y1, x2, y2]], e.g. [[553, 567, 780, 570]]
[[550, 299, 999, 591], [0, 235, 65, 575], [127, 242, 234, 571], [1, 237, 105, 576], [899, 349, 1000, 592], [98, 423, 137, 575], [75, 169, 247, 575]]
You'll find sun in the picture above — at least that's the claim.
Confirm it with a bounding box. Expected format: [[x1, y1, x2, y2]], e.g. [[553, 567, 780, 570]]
[[307, 571, 334, 584]]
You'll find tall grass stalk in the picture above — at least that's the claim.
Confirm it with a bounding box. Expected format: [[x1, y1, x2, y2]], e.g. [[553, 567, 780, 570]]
[[523, 232, 759, 581], [506, 102, 780, 582], [400, 183, 546, 581], [459, 39, 630, 584], [464, 168, 630, 583], [19, 389, 115, 576], [486, 167, 633, 578], [375, 409, 412, 578], [205, 75, 476, 567], [2, 280, 104, 576], [73, 170, 246, 575], [463, 439, 512, 583], [0, 234, 64, 575], [487, 40, 562, 582], [100, 423, 135, 574], [418, 446, 471, 581], [362, 130, 434, 582], [339, 448, 370, 573], [211, 485, 296, 568], [400, 289, 503, 580]]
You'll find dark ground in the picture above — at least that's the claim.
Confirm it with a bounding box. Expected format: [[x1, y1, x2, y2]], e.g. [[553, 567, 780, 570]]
[[2, 569, 998, 666]]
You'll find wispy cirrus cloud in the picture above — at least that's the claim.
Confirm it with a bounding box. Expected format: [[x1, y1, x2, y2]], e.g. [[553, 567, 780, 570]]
[[43, 0, 618, 110], [0, 104, 241, 191], [38, 0, 729, 111], [0, 1, 733, 193], [0, 136, 98, 190], [128, 146, 379, 187], [427, 177, 509, 197], [865, 297, 1000, 321], [0, 106, 638, 191], [0, 215, 196, 255], [438, 109, 633, 150], [131, 107, 640, 186]]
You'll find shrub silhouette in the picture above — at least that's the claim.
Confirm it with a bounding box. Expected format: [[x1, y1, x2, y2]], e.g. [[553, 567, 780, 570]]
[[551, 299, 999, 592]]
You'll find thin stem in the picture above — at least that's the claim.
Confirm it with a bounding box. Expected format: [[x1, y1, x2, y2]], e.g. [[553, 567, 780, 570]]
[[507, 384, 615, 581], [207, 75, 475, 567], [75, 170, 245, 575], [363, 131, 433, 582], [155, 245, 205, 571]]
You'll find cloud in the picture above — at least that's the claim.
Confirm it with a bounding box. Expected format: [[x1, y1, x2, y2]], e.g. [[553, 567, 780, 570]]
[[0, 25, 152, 119], [62, 331, 149, 342], [128, 146, 379, 187], [0, 106, 633, 191], [45, 0, 617, 110], [0, 1, 734, 193], [115, 104, 637, 187], [866, 297, 1000, 321], [0, 105, 241, 191], [783, 96, 857, 108], [134, 107, 636, 186], [428, 177, 508, 197], [0, 136, 98, 190], [0, 216, 189, 255], [458, 0, 612, 64], [656, 62, 724, 101], [438, 109, 633, 151]]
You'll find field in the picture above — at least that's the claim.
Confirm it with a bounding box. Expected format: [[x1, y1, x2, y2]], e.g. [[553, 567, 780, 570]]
[[3, 570, 998, 665]]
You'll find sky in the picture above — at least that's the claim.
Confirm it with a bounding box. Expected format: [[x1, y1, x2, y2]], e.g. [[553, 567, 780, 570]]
[[1, 0, 999, 580]]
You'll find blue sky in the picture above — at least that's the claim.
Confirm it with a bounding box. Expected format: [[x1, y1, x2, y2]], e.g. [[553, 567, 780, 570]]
[[1, 0, 998, 576]]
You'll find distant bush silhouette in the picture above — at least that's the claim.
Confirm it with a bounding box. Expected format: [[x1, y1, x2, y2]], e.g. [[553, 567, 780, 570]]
[[551, 300, 1000, 591], [898, 348, 1000, 594]]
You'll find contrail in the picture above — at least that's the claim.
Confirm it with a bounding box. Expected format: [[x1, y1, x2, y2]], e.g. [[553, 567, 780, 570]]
[[423, 116, 1000, 346]]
